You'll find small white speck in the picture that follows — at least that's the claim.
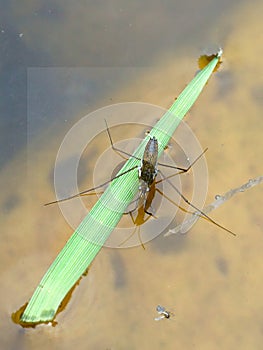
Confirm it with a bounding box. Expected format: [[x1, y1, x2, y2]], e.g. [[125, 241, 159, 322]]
[[19, 33, 24, 38], [216, 48, 223, 58]]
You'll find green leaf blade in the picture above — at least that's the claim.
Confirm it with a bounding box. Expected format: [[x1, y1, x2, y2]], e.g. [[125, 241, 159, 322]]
[[20, 51, 221, 324]]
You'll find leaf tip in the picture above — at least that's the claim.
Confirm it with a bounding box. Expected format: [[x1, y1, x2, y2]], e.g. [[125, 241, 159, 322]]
[[216, 47, 223, 58]]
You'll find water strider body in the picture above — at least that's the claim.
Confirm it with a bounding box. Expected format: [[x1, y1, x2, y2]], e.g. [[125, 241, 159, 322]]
[[134, 136, 158, 215]]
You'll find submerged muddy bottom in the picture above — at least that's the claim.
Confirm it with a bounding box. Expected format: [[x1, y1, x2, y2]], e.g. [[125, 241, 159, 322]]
[[1, 1, 263, 349]]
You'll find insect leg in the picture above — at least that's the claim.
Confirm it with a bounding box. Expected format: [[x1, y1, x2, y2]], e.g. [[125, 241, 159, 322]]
[[104, 119, 141, 160], [158, 169, 236, 236], [157, 148, 208, 179], [44, 165, 138, 206]]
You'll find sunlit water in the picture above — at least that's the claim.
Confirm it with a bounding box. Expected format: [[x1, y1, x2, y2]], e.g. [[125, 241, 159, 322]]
[[1, 1, 263, 349]]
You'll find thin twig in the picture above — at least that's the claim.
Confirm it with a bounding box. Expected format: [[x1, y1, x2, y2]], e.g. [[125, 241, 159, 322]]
[[165, 176, 263, 236]]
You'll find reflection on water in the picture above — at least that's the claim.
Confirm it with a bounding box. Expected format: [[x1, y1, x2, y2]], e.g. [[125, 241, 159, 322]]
[[1, 0, 263, 349]]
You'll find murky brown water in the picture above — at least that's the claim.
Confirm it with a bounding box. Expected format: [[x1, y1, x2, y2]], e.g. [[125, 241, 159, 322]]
[[1, 1, 263, 349]]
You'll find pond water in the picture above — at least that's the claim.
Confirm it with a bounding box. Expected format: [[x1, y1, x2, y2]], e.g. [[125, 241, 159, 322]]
[[1, 0, 263, 349]]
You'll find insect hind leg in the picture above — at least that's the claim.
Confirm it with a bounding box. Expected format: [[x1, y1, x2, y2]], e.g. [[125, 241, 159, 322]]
[[158, 169, 236, 236]]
